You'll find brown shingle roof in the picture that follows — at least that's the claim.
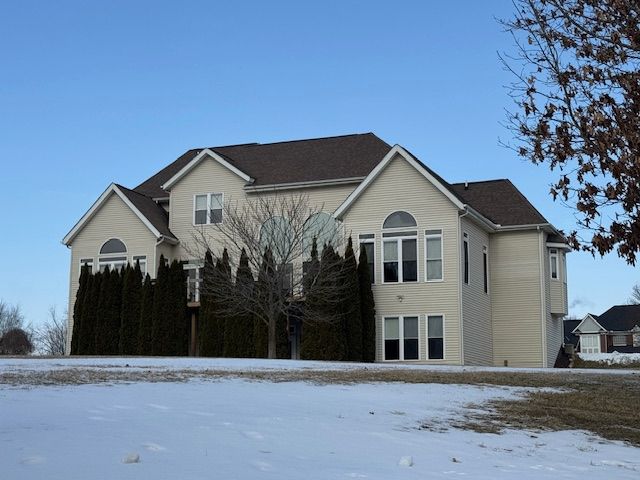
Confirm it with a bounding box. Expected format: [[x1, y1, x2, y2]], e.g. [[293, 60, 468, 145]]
[[450, 179, 549, 226], [134, 133, 391, 198], [116, 184, 176, 240]]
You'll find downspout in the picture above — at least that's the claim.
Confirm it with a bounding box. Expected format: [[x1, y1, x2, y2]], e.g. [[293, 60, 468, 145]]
[[538, 226, 548, 367], [458, 209, 469, 366]]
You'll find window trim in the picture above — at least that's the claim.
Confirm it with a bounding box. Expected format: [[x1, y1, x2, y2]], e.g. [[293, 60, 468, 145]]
[[98, 255, 128, 273], [358, 233, 376, 285], [463, 232, 469, 285], [381, 234, 418, 284], [426, 314, 446, 360], [382, 314, 421, 362], [381, 210, 418, 230], [612, 334, 628, 347], [550, 248, 559, 280], [424, 229, 444, 282], [132, 255, 147, 276], [193, 192, 224, 226], [79, 258, 94, 275]]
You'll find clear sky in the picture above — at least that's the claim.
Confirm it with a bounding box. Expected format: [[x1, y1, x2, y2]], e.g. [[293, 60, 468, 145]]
[[0, 1, 636, 327]]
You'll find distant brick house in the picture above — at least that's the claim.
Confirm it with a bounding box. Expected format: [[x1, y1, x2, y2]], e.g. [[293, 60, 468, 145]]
[[570, 305, 640, 354]]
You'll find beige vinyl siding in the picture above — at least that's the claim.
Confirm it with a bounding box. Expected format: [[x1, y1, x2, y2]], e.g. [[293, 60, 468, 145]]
[[169, 157, 356, 260], [341, 153, 462, 364], [155, 242, 176, 276], [549, 249, 566, 315], [490, 230, 543, 367], [543, 238, 564, 366], [460, 217, 492, 366], [66, 192, 158, 353]]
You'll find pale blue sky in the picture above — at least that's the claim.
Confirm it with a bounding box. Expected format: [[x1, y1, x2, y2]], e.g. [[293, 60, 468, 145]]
[[0, 1, 636, 326]]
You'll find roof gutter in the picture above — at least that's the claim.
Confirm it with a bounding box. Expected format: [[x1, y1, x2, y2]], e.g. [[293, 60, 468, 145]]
[[156, 235, 179, 246], [245, 176, 365, 193]]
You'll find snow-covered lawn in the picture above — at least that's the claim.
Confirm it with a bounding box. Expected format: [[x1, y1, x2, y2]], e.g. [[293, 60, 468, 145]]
[[1, 358, 638, 479]]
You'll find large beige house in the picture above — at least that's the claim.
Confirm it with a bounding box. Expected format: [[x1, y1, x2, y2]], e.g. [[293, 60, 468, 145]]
[[63, 133, 569, 367]]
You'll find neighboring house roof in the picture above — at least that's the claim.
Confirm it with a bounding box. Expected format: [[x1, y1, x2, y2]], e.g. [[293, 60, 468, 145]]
[[572, 313, 606, 334], [450, 179, 549, 226], [134, 133, 392, 198], [563, 319, 581, 345], [593, 305, 640, 332]]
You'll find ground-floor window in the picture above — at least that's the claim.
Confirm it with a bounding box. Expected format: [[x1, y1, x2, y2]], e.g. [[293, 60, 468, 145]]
[[383, 316, 419, 361], [612, 334, 628, 347], [427, 315, 444, 359], [99, 256, 127, 273], [132, 255, 147, 276], [580, 334, 600, 354], [184, 261, 203, 302]]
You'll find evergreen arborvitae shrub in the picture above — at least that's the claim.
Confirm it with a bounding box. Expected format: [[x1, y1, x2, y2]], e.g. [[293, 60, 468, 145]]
[[119, 262, 143, 354], [152, 255, 170, 355], [70, 264, 90, 355], [342, 237, 363, 362], [358, 245, 376, 363], [79, 272, 99, 355], [198, 250, 217, 357], [167, 259, 188, 356], [104, 266, 123, 354], [276, 314, 290, 359], [137, 273, 154, 355], [213, 249, 232, 356], [253, 249, 274, 358], [224, 248, 255, 358], [94, 267, 112, 354]]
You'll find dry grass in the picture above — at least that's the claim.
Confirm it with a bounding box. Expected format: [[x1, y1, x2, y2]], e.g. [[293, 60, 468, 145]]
[[2, 364, 640, 446], [573, 356, 640, 369]]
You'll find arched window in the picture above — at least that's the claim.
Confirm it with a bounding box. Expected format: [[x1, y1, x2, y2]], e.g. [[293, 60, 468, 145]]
[[383, 211, 417, 229], [260, 217, 293, 262], [100, 238, 127, 254], [303, 212, 338, 255], [382, 211, 417, 283], [99, 238, 127, 273]]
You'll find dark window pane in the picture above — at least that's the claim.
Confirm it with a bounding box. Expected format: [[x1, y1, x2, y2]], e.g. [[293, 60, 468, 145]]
[[385, 339, 399, 360], [195, 209, 207, 225], [403, 261, 417, 282], [210, 208, 223, 224], [383, 211, 417, 228], [404, 339, 419, 360], [384, 262, 398, 282], [428, 338, 444, 359], [364, 243, 375, 283], [483, 252, 488, 293], [100, 238, 127, 254], [463, 240, 469, 284]]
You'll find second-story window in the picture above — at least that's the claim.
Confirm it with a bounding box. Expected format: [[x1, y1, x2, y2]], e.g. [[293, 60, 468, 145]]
[[358, 234, 375, 284], [425, 229, 443, 281], [382, 211, 418, 283], [550, 249, 559, 279], [463, 232, 469, 285], [194, 193, 223, 225]]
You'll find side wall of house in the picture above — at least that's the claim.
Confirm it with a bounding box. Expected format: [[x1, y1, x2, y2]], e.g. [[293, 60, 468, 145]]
[[543, 238, 564, 367], [460, 216, 493, 366], [66, 192, 158, 353], [342, 153, 462, 364], [490, 230, 544, 367]]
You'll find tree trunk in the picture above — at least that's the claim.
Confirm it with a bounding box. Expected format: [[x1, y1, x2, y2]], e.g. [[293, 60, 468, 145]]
[[267, 316, 277, 359]]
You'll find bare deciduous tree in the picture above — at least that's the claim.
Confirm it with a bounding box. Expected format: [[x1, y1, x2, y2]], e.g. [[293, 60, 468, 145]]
[[0, 328, 34, 355], [501, 0, 640, 264], [35, 307, 68, 356], [629, 284, 640, 305], [189, 193, 351, 359], [0, 300, 25, 336]]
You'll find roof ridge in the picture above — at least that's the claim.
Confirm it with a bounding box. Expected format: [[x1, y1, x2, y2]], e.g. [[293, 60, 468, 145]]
[[451, 178, 510, 185], [210, 132, 381, 149]]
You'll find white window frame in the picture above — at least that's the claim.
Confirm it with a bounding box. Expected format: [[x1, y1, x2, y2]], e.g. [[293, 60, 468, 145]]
[[463, 232, 469, 285], [358, 234, 376, 284], [79, 258, 94, 275], [426, 314, 445, 360], [580, 334, 600, 354], [184, 261, 204, 302], [382, 314, 421, 361], [424, 229, 443, 282], [193, 193, 224, 226], [98, 256, 128, 273], [550, 248, 559, 280], [612, 334, 627, 347], [132, 255, 147, 276], [381, 234, 418, 284]]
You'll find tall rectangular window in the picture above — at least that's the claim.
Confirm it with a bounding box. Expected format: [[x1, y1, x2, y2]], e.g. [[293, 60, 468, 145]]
[[194, 193, 223, 225], [427, 315, 444, 359], [482, 246, 488, 294], [463, 233, 469, 285], [383, 316, 419, 361], [550, 249, 558, 279], [425, 229, 443, 281], [358, 234, 375, 284], [383, 234, 417, 283], [79, 258, 93, 275], [133, 255, 147, 276]]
